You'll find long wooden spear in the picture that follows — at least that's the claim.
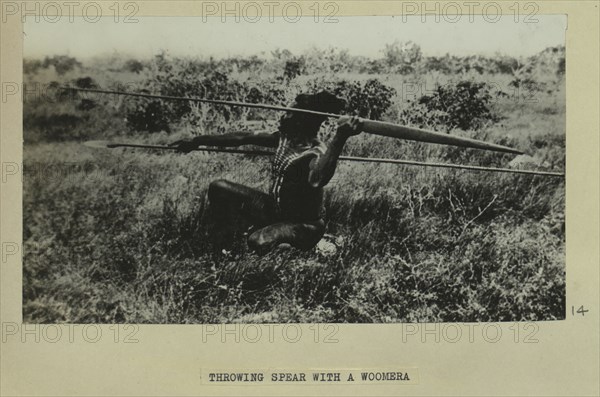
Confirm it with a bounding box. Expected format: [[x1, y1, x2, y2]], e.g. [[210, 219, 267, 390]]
[[84, 141, 563, 177], [64, 87, 524, 155]]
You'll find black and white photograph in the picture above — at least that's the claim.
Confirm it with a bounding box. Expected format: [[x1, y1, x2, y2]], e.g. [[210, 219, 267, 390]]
[[21, 14, 567, 324]]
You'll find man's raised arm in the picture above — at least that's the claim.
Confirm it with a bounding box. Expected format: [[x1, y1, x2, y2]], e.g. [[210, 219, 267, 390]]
[[170, 131, 279, 153], [308, 116, 362, 188]]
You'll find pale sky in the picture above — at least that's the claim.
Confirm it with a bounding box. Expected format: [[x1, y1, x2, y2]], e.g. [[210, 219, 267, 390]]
[[24, 15, 566, 60]]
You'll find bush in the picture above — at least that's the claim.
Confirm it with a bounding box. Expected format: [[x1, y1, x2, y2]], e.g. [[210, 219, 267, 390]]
[[283, 58, 305, 81], [124, 59, 145, 74], [399, 80, 501, 132], [73, 77, 98, 89], [126, 100, 172, 133], [382, 40, 423, 74], [42, 55, 82, 75], [24, 59, 43, 75], [306, 77, 396, 120]]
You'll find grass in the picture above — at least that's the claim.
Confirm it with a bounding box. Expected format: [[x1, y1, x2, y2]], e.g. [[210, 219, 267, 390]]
[[22, 53, 565, 323]]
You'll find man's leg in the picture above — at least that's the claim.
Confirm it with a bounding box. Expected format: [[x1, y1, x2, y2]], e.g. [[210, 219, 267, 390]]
[[247, 220, 325, 253], [207, 179, 276, 248]]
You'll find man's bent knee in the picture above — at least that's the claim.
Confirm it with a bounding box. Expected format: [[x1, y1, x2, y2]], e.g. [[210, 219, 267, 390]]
[[208, 179, 233, 200]]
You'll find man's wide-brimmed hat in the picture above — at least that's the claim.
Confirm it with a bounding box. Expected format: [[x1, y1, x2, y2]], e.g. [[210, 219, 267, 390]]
[[292, 91, 346, 116]]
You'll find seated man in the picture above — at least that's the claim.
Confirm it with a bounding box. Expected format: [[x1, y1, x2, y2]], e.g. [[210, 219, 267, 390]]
[[171, 91, 362, 253]]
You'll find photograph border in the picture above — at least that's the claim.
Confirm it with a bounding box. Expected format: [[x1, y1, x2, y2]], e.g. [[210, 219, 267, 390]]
[[1, 1, 598, 396]]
